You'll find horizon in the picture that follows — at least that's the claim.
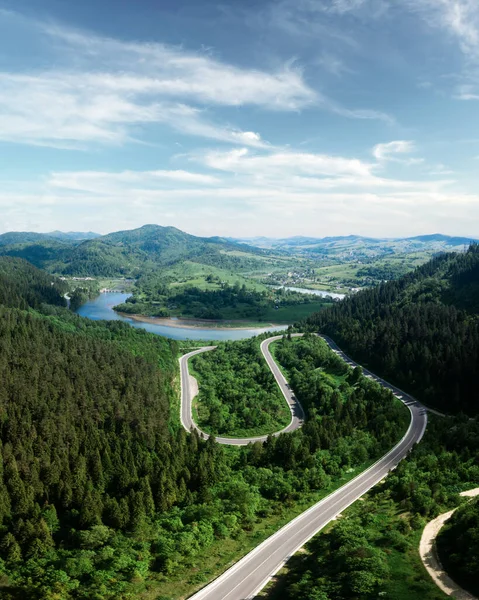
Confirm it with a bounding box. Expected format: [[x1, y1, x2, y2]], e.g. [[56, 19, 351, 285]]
[[1, 1, 479, 237], [1, 223, 478, 242]]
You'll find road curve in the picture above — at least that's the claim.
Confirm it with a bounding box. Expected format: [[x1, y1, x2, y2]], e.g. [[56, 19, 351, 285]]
[[187, 334, 428, 600], [179, 335, 305, 446]]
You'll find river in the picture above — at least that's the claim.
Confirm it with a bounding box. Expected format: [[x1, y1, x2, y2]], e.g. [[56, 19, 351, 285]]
[[279, 286, 346, 300], [75, 293, 287, 341]]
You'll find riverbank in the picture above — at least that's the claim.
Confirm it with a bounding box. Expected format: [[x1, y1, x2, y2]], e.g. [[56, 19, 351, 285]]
[[118, 312, 287, 331]]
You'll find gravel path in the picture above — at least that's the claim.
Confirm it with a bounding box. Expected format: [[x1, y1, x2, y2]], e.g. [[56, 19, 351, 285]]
[[419, 489, 479, 599]]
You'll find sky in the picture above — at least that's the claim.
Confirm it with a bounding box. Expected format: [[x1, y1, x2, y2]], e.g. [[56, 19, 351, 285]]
[[0, 0, 478, 238]]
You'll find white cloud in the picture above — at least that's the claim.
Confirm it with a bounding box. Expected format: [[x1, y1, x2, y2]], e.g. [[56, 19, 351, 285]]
[[0, 72, 273, 149], [0, 10, 396, 151], [0, 140, 468, 238], [1, 184, 476, 239], [428, 163, 455, 175], [198, 147, 375, 178], [408, 0, 479, 61], [48, 169, 221, 193], [43, 25, 318, 111], [373, 140, 423, 164], [0, 13, 319, 149], [316, 53, 352, 76], [455, 84, 479, 100], [191, 147, 450, 194]]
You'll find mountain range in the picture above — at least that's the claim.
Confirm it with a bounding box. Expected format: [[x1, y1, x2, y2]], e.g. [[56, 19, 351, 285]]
[[0, 226, 476, 279], [0, 225, 266, 277], [228, 233, 477, 252]]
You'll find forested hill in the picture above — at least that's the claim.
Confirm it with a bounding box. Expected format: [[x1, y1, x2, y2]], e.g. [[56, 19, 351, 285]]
[[0, 256, 67, 309], [0, 259, 413, 599], [306, 245, 479, 415], [0, 259, 180, 598], [0, 224, 267, 276]]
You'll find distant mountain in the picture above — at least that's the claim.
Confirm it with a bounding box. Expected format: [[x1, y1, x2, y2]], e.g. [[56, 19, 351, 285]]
[[404, 234, 477, 246], [0, 224, 267, 276], [47, 231, 100, 241], [230, 233, 478, 254], [1, 226, 477, 277], [0, 232, 54, 247]]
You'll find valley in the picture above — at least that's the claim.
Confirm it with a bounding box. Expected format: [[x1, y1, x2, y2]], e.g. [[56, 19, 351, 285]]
[[0, 225, 474, 328], [0, 237, 477, 600]]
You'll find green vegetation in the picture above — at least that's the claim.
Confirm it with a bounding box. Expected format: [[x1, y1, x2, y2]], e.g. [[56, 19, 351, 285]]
[[68, 284, 101, 311], [1, 226, 470, 299], [259, 245, 479, 600], [0, 225, 271, 277], [0, 265, 411, 599], [262, 414, 479, 600], [437, 498, 479, 597], [191, 339, 290, 437], [306, 245, 479, 414], [261, 496, 446, 600], [116, 282, 330, 322], [0, 256, 67, 309], [2, 241, 478, 600]]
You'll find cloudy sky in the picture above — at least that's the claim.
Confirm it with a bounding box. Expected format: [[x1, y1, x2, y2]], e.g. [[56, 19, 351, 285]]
[[0, 0, 478, 238]]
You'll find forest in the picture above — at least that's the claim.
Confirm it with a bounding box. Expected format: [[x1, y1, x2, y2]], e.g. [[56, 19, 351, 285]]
[[263, 414, 479, 600], [190, 338, 290, 437], [0, 257, 67, 310], [1, 251, 478, 599], [437, 497, 479, 597], [0, 225, 269, 277], [116, 282, 328, 321], [0, 265, 411, 599], [306, 245, 479, 415]]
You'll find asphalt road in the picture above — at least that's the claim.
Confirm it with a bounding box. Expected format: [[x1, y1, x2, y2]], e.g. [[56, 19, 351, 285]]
[[186, 334, 428, 600], [179, 335, 305, 446]]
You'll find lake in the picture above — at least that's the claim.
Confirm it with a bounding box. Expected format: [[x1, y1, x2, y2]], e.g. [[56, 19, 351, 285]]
[[76, 293, 287, 341]]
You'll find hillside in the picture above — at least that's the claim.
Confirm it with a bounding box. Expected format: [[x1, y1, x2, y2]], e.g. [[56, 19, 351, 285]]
[[0, 256, 67, 309], [233, 233, 477, 252], [47, 230, 100, 241], [0, 259, 412, 600], [0, 224, 270, 277], [306, 245, 479, 414]]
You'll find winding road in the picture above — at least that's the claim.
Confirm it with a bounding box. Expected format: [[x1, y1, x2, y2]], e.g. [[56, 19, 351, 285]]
[[179, 335, 305, 446], [180, 334, 428, 600]]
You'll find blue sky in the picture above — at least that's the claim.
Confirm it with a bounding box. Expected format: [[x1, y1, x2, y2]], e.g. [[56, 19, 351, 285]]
[[0, 0, 478, 238]]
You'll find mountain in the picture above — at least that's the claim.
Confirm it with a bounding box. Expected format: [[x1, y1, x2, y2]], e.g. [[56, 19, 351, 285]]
[[47, 230, 100, 241], [0, 224, 267, 276], [306, 245, 479, 414], [0, 231, 55, 247], [230, 233, 478, 253], [404, 234, 476, 246]]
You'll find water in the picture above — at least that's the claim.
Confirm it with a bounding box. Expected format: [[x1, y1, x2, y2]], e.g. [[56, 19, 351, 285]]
[[275, 286, 346, 300], [75, 293, 287, 341]]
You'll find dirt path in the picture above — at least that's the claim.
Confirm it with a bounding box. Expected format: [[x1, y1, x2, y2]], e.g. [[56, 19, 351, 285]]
[[419, 489, 479, 600]]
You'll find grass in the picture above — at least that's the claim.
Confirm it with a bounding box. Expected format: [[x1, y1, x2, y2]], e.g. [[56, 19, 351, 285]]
[[259, 301, 332, 322], [163, 261, 268, 292]]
